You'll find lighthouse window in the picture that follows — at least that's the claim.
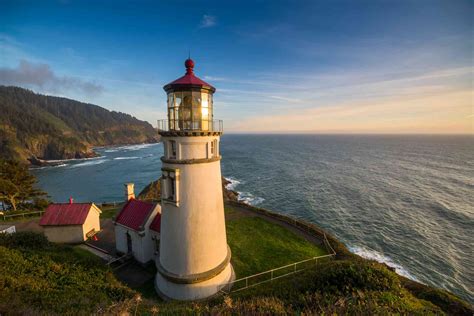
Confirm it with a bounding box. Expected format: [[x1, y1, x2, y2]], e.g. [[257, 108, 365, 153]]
[[169, 140, 177, 159], [161, 168, 179, 205], [169, 178, 175, 200], [210, 140, 215, 155]]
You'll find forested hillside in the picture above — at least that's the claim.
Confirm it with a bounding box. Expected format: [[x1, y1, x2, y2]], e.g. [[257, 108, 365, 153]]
[[0, 86, 159, 164]]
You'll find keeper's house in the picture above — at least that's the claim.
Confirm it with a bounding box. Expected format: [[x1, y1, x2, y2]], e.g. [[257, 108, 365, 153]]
[[39, 201, 101, 244], [113, 189, 161, 264]]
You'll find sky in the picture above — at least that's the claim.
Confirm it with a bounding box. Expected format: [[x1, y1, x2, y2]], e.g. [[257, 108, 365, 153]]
[[1, 0, 473, 133]]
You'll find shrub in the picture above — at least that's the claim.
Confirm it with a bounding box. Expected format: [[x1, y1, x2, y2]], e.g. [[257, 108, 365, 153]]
[[309, 260, 401, 294], [0, 231, 50, 250]]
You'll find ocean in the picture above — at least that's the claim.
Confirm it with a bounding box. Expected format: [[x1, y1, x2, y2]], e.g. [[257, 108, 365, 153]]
[[32, 135, 474, 303]]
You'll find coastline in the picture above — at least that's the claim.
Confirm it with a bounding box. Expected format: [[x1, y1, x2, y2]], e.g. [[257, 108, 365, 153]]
[[223, 198, 472, 314], [222, 176, 473, 307], [28, 141, 161, 167]]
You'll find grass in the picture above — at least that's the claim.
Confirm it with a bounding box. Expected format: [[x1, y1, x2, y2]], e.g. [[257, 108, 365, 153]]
[[100, 204, 123, 219], [226, 215, 327, 277], [131, 207, 327, 301], [2, 206, 471, 315], [0, 232, 134, 315]]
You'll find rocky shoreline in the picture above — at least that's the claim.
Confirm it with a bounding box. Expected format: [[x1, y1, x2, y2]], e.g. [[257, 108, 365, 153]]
[[27, 141, 160, 167]]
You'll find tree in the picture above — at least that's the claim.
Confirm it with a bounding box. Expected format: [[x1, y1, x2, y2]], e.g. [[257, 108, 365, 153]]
[[0, 159, 47, 211]]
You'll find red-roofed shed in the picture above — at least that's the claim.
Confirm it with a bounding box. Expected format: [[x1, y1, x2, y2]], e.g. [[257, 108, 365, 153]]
[[115, 199, 155, 231], [114, 198, 161, 264], [39, 202, 101, 244]]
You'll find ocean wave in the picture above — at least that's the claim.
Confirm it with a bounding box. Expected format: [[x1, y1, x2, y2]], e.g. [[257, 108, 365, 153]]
[[238, 192, 265, 206], [69, 159, 108, 168], [45, 156, 102, 163], [113, 156, 140, 160], [224, 177, 241, 191], [349, 246, 417, 281], [31, 163, 69, 170], [224, 177, 265, 206]]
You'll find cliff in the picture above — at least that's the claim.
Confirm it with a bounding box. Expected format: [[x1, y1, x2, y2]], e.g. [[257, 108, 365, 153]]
[[0, 86, 160, 164]]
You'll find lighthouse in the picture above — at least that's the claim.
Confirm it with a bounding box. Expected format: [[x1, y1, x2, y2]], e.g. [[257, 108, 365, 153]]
[[155, 59, 234, 300]]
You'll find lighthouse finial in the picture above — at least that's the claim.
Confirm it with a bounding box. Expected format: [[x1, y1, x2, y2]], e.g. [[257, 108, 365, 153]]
[[184, 57, 194, 75]]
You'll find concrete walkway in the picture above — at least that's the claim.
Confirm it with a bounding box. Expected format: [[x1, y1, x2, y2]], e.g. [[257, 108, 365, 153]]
[[77, 244, 114, 261]]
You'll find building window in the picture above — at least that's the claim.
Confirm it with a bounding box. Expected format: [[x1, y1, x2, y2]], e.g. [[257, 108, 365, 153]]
[[161, 168, 179, 205], [169, 140, 177, 159], [210, 140, 215, 155]]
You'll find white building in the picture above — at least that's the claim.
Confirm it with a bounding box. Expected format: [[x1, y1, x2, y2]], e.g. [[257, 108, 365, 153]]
[[39, 200, 101, 244], [114, 183, 161, 264], [155, 59, 234, 300]]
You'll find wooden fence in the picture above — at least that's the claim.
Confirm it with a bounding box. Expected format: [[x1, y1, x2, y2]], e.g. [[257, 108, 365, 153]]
[[1, 210, 45, 221]]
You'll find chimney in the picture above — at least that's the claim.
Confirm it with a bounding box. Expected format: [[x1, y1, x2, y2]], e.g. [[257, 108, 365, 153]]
[[124, 183, 135, 201], [69, 197, 74, 204]]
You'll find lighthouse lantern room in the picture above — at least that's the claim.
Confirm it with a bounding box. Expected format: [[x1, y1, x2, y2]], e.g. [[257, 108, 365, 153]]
[[155, 59, 233, 300]]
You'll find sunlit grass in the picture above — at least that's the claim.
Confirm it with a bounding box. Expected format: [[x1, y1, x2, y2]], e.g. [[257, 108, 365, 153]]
[[226, 213, 327, 277]]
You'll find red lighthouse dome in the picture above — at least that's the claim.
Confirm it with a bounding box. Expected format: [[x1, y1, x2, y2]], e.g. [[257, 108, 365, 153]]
[[163, 59, 215, 93]]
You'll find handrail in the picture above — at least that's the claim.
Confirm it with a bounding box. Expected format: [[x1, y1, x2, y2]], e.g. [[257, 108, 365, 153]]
[[221, 251, 336, 294], [221, 233, 336, 294]]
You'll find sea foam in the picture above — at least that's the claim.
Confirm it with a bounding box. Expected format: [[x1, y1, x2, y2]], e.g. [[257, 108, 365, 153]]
[[113, 156, 141, 160], [349, 245, 417, 281], [69, 159, 107, 168], [224, 177, 265, 206]]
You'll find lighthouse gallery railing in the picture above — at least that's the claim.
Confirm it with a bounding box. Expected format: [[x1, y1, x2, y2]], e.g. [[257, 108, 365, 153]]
[[157, 119, 223, 132]]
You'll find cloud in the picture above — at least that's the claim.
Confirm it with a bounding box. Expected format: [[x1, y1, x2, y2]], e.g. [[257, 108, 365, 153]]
[[199, 15, 217, 28], [0, 60, 103, 96]]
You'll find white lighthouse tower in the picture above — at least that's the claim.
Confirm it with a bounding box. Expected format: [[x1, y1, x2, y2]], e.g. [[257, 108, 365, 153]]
[[155, 58, 234, 300]]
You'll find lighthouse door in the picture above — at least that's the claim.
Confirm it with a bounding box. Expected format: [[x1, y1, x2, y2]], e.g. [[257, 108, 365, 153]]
[[126, 232, 132, 254]]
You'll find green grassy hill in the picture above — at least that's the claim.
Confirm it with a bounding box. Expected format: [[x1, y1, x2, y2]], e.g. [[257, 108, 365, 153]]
[[1, 205, 472, 315], [0, 232, 134, 315], [0, 86, 159, 164]]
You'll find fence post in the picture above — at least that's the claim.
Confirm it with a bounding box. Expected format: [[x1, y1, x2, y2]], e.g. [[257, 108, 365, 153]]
[[271, 270, 274, 280], [245, 277, 248, 289]]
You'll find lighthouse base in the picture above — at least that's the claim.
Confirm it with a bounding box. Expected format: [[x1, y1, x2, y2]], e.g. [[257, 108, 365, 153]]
[[155, 263, 234, 301]]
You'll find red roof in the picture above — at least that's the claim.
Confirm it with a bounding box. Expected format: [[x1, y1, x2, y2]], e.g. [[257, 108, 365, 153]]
[[164, 58, 215, 92], [149, 213, 161, 233], [39, 203, 95, 226], [115, 199, 155, 231]]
